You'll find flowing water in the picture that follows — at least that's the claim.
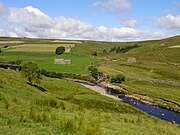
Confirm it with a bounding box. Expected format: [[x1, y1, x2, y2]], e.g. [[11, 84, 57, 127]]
[[95, 83, 180, 124]]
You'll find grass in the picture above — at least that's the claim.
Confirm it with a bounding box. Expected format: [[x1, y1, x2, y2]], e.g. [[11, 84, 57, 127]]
[[0, 68, 180, 135], [0, 38, 96, 74], [119, 80, 180, 111], [71, 35, 180, 111], [0, 52, 96, 74], [8, 44, 75, 53], [0, 36, 180, 134]]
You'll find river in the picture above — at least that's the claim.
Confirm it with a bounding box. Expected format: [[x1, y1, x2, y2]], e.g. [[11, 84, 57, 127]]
[[80, 81, 180, 124]]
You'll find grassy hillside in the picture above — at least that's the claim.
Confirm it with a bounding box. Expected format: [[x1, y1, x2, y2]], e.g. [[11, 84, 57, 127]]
[[0, 38, 95, 74], [0, 36, 180, 111], [8, 44, 75, 53], [0, 52, 95, 74], [0, 68, 180, 135], [71, 36, 180, 111]]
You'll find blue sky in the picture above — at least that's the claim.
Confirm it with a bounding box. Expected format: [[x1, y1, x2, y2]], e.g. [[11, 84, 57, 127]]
[[0, 0, 179, 41]]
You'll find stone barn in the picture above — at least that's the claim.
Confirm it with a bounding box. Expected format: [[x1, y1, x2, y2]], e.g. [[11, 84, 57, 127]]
[[127, 57, 136, 63], [54, 59, 71, 65], [160, 43, 165, 46]]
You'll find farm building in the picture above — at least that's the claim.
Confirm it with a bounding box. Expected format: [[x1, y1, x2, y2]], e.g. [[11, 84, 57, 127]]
[[54, 59, 71, 65], [160, 43, 165, 46], [127, 57, 136, 63]]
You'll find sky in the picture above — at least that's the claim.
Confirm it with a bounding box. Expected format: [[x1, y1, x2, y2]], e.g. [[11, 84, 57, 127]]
[[0, 0, 179, 41]]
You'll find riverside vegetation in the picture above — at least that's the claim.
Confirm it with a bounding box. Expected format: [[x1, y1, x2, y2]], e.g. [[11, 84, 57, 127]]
[[0, 36, 180, 134]]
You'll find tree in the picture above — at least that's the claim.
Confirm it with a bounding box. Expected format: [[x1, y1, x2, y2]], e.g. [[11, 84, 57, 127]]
[[21, 62, 42, 85], [0, 48, 2, 53], [55, 46, 65, 55], [110, 46, 116, 52], [110, 74, 125, 83], [92, 51, 97, 56], [8, 60, 22, 65], [88, 67, 98, 79], [103, 49, 108, 54]]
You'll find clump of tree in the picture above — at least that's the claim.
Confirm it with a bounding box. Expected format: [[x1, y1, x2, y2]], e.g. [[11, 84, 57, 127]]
[[41, 69, 95, 83], [88, 66, 98, 79], [110, 74, 125, 84], [110, 46, 117, 52], [41, 69, 63, 79], [8, 60, 22, 65], [102, 49, 108, 54], [0, 48, 2, 53], [110, 44, 139, 53], [92, 51, 97, 56], [21, 62, 42, 85], [55, 46, 65, 55]]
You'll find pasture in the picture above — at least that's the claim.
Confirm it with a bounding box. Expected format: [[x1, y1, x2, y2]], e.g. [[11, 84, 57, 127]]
[[71, 36, 180, 111], [0, 38, 95, 74], [0, 36, 180, 124], [0, 52, 95, 74], [7, 43, 75, 53], [0, 68, 179, 135]]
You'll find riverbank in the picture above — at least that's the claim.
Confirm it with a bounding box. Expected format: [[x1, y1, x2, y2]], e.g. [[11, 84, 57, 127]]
[[66, 78, 120, 101], [66, 78, 180, 113], [73, 79, 180, 124], [101, 81, 180, 113]]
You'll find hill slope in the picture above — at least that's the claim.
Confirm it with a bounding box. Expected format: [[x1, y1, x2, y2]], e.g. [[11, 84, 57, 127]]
[[71, 36, 180, 111], [0, 68, 180, 134]]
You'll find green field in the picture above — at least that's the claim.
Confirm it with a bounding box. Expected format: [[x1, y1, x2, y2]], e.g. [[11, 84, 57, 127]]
[[71, 36, 180, 111], [0, 52, 95, 74], [0, 38, 95, 74], [8, 44, 75, 53], [0, 36, 180, 134], [0, 68, 179, 135]]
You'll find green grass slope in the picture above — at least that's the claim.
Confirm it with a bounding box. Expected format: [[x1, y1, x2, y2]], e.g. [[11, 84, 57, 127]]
[[71, 35, 180, 111], [0, 69, 180, 135], [0, 37, 96, 74], [0, 52, 95, 74]]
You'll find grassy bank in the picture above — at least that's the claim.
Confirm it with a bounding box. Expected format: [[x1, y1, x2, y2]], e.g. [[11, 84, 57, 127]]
[[73, 36, 180, 111], [0, 68, 180, 134]]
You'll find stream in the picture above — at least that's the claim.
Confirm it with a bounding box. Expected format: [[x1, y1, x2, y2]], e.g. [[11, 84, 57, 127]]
[[80, 81, 180, 124]]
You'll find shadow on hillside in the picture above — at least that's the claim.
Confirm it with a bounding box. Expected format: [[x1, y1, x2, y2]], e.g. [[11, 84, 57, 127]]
[[28, 83, 47, 92]]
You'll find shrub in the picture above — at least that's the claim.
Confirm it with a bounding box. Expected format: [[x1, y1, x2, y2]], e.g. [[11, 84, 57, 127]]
[[41, 69, 95, 83], [8, 60, 22, 65], [92, 51, 97, 56], [110, 46, 116, 52], [21, 62, 42, 85], [41, 69, 63, 78], [110, 74, 125, 83], [102, 49, 108, 54], [115, 45, 139, 53], [88, 66, 98, 79], [55, 46, 65, 55]]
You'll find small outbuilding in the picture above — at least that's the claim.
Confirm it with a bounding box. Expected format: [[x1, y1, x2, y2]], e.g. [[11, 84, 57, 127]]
[[54, 59, 71, 65], [127, 57, 136, 63], [160, 43, 165, 46]]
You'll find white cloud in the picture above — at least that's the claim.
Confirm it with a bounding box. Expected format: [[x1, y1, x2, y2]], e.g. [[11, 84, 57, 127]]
[[0, 4, 167, 41], [156, 14, 180, 30], [123, 19, 137, 28], [8, 6, 54, 29], [93, 0, 131, 14], [0, 25, 37, 37]]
